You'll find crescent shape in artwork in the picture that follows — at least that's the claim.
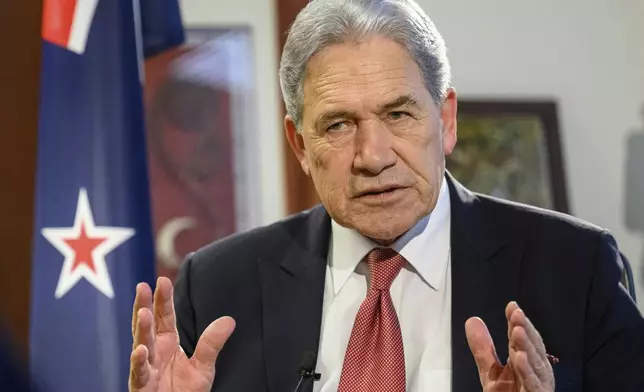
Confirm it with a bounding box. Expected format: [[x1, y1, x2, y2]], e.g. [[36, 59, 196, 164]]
[[156, 216, 197, 269]]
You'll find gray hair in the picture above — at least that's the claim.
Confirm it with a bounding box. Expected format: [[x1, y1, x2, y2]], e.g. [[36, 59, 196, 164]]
[[279, 0, 452, 130]]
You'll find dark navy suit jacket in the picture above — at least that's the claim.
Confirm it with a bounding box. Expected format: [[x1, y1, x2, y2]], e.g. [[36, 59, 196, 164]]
[[174, 174, 644, 391]]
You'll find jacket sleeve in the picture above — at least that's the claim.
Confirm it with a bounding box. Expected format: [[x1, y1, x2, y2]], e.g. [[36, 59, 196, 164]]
[[174, 253, 198, 358], [584, 230, 644, 391]]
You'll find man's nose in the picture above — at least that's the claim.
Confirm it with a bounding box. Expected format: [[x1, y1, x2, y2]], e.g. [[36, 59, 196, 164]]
[[353, 120, 397, 175]]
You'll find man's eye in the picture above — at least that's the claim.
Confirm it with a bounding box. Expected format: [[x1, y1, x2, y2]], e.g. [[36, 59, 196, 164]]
[[327, 122, 347, 132], [388, 111, 410, 120]]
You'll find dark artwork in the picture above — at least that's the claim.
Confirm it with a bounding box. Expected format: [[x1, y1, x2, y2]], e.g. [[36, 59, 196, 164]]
[[447, 100, 569, 213]]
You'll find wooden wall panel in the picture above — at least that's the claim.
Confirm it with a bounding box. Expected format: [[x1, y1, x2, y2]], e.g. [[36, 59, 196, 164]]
[[0, 1, 43, 352], [276, 0, 321, 214]]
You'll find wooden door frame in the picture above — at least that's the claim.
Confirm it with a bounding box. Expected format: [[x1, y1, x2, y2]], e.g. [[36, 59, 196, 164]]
[[0, 0, 43, 353], [276, 0, 320, 215]]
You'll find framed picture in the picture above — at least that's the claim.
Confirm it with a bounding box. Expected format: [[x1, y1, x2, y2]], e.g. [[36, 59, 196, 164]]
[[144, 27, 260, 278], [446, 100, 569, 213]]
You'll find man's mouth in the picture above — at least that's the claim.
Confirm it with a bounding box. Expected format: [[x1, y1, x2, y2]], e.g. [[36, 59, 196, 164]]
[[357, 185, 405, 198]]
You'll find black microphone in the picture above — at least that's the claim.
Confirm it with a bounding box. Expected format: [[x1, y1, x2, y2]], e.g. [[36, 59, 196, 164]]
[[292, 351, 321, 392]]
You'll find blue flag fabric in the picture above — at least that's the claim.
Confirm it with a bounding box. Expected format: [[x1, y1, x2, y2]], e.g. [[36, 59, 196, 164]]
[[29, 1, 183, 391], [140, 0, 185, 58]]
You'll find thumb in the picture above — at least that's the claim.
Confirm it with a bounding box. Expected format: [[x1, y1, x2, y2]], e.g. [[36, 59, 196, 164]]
[[191, 316, 236, 374], [465, 317, 501, 382]]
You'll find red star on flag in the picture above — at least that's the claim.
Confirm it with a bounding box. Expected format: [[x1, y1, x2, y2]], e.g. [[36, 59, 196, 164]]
[[41, 188, 135, 299]]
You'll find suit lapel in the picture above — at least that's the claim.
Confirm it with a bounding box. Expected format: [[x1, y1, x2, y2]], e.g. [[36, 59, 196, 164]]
[[447, 174, 525, 392], [258, 206, 330, 392]]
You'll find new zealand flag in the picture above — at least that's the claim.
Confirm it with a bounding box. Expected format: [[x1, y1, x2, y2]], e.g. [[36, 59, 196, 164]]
[[29, 1, 183, 391]]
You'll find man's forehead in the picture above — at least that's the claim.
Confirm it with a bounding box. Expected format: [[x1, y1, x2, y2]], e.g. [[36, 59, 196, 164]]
[[300, 39, 429, 119], [306, 42, 417, 83], [302, 70, 426, 116], [308, 86, 417, 110]]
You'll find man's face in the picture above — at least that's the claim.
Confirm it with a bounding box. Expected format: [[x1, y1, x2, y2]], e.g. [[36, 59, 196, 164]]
[[285, 37, 457, 243]]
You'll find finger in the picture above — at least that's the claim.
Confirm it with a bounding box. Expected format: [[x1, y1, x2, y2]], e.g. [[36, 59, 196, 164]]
[[511, 325, 551, 383], [132, 283, 153, 340], [508, 305, 548, 360], [465, 317, 502, 383], [153, 277, 178, 338], [511, 350, 542, 391], [505, 301, 520, 343], [134, 307, 156, 366], [192, 316, 236, 375], [129, 344, 151, 390]]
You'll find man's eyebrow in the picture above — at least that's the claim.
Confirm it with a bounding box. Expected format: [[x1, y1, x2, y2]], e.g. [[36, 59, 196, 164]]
[[379, 94, 420, 112], [315, 110, 357, 128], [313, 94, 420, 128]]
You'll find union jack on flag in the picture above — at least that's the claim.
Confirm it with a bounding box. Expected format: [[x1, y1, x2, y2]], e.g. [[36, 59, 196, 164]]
[[42, 0, 99, 54]]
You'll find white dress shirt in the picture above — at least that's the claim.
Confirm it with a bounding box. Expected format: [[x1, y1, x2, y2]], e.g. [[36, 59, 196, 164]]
[[313, 179, 452, 392]]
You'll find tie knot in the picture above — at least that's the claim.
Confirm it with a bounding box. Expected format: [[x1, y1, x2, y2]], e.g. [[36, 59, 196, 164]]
[[366, 248, 406, 291]]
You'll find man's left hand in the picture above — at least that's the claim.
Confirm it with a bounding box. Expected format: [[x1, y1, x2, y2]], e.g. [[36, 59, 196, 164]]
[[465, 302, 555, 392]]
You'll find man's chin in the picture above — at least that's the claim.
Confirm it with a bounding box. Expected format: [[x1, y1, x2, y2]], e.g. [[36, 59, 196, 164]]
[[328, 197, 425, 242], [350, 217, 416, 245]]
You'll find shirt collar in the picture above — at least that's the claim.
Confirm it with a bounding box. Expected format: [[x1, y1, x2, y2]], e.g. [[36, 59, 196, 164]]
[[328, 178, 451, 296]]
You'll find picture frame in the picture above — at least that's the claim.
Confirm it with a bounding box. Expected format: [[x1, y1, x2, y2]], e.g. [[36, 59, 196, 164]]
[[143, 27, 260, 278], [446, 100, 569, 213]]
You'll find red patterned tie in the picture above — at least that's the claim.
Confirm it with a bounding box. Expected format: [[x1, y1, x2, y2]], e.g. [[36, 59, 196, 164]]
[[338, 247, 407, 392]]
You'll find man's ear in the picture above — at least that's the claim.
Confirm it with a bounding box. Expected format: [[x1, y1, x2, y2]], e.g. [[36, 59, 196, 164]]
[[440, 88, 458, 156], [284, 115, 311, 176]]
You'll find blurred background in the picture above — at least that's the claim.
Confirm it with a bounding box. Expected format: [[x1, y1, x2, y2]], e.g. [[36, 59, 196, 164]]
[[0, 0, 643, 390]]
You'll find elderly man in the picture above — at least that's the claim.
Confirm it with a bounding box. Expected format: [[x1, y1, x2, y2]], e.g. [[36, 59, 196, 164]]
[[128, 0, 644, 391]]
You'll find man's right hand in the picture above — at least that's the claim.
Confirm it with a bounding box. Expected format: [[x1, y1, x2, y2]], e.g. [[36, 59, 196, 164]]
[[129, 277, 236, 392]]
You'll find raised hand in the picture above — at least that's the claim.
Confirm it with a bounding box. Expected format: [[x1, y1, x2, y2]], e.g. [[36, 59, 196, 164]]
[[465, 302, 555, 392], [129, 277, 236, 392]]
